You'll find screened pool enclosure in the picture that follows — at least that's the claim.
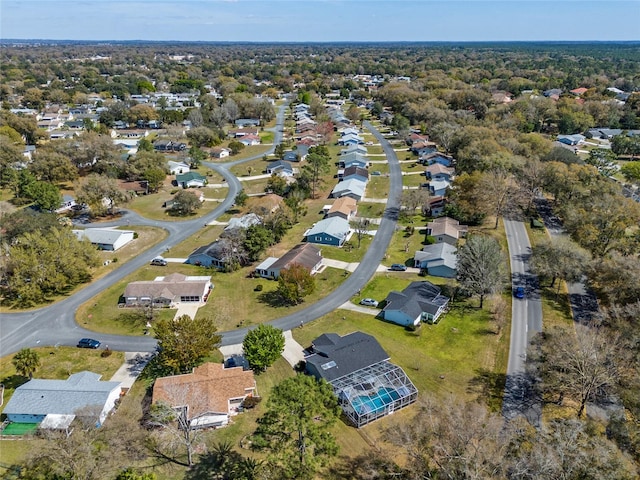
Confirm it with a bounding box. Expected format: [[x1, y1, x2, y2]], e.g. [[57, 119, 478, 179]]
[[331, 360, 418, 428]]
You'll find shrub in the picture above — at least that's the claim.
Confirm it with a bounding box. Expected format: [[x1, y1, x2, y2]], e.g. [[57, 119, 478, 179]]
[[254, 284, 263, 292], [133, 232, 139, 239], [112, 257, 118, 263], [242, 396, 262, 409], [101, 347, 112, 358]]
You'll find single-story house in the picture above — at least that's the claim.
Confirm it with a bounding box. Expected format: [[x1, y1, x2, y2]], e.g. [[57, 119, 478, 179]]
[[342, 165, 369, 183], [3, 371, 121, 428], [295, 144, 309, 161], [266, 160, 294, 176], [425, 163, 454, 181], [419, 152, 454, 167], [211, 147, 231, 159], [246, 193, 283, 215], [153, 362, 256, 430], [330, 178, 366, 201], [305, 332, 418, 428], [153, 139, 173, 151], [228, 127, 259, 138], [382, 281, 450, 326], [326, 196, 357, 221], [425, 216, 468, 245], [282, 151, 300, 162], [55, 194, 77, 213], [255, 243, 323, 279], [176, 172, 207, 188], [224, 213, 262, 232], [423, 178, 450, 197], [339, 151, 368, 168], [338, 133, 364, 146], [235, 118, 260, 127], [124, 272, 212, 306], [185, 239, 237, 269], [413, 242, 457, 278], [73, 228, 135, 251], [410, 140, 437, 155], [304, 217, 351, 247], [570, 87, 589, 96], [424, 195, 446, 217], [557, 134, 586, 146], [341, 144, 368, 156], [168, 160, 190, 175], [239, 134, 261, 146]]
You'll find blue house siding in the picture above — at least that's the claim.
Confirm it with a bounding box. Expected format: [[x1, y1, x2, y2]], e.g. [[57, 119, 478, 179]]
[[6, 413, 46, 424], [382, 310, 418, 327], [185, 254, 224, 268], [307, 234, 341, 246], [426, 264, 456, 278]]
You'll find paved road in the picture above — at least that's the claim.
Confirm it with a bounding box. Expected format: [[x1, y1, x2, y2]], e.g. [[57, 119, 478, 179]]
[[502, 219, 543, 424], [0, 114, 401, 356], [0, 102, 288, 356]]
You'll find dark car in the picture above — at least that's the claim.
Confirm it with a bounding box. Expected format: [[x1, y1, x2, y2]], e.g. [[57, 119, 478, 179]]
[[390, 263, 407, 271], [77, 338, 101, 349], [514, 286, 525, 299]]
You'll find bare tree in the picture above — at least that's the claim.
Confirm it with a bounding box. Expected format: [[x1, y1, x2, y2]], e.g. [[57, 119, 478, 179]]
[[352, 217, 370, 249]]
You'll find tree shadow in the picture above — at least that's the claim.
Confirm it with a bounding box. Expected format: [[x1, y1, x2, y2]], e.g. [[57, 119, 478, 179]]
[[467, 368, 506, 411], [257, 290, 290, 308], [1, 374, 30, 390]]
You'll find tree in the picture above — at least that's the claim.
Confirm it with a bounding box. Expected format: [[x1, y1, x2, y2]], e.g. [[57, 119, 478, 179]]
[[185, 441, 264, 480], [456, 234, 504, 308], [530, 237, 590, 294], [142, 167, 166, 193], [228, 140, 245, 155], [243, 224, 274, 262], [277, 264, 315, 305], [23, 180, 62, 211], [529, 325, 620, 417], [345, 104, 361, 123], [586, 148, 619, 177], [480, 169, 516, 229], [400, 189, 430, 218], [186, 126, 218, 148], [188, 145, 206, 168], [76, 173, 128, 216], [168, 190, 201, 216], [302, 146, 330, 199], [29, 150, 78, 183], [254, 374, 340, 480], [444, 171, 489, 225], [12, 348, 40, 379], [266, 173, 288, 196], [242, 324, 285, 373], [284, 190, 307, 223], [352, 217, 370, 249], [234, 189, 248, 207], [620, 161, 640, 183], [115, 468, 157, 480], [588, 252, 640, 306], [154, 314, 221, 374]]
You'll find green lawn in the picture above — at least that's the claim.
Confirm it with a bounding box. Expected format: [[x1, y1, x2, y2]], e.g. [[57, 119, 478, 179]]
[[229, 156, 272, 177], [365, 176, 390, 199], [356, 202, 386, 219], [126, 188, 225, 222], [238, 177, 270, 195]]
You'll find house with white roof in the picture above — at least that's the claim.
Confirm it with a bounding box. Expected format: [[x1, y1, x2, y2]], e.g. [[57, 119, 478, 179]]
[[73, 228, 135, 251], [330, 178, 366, 201]]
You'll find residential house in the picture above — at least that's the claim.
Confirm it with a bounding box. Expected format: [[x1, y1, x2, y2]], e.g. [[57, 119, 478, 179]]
[[235, 118, 260, 127], [425, 217, 468, 245], [167, 160, 190, 175], [305, 332, 418, 428], [152, 363, 256, 429], [3, 371, 121, 429], [224, 213, 261, 232], [570, 87, 589, 96], [410, 140, 437, 155], [382, 281, 450, 326], [339, 152, 368, 169], [413, 242, 457, 278], [55, 194, 77, 213], [419, 152, 454, 167], [73, 228, 135, 251], [338, 133, 364, 146], [425, 163, 454, 181], [326, 196, 357, 221], [423, 178, 450, 197], [557, 134, 586, 146], [211, 147, 231, 159], [295, 144, 309, 161], [342, 165, 369, 183], [153, 139, 173, 151], [239, 134, 261, 146], [304, 217, 351, 246], [282, 151, 300, 162], [176, 171, 207, 188], [228, 127, 259, 138], [424, 195, 446, 217], [330, 178, 366, 201], [185, 239, 237, 269], [266, 160, 294, 177], [340, 144, 368, 156], [246, 193, 283, 215], [254, 243, 323, 279], [123, 272, 212, 306]]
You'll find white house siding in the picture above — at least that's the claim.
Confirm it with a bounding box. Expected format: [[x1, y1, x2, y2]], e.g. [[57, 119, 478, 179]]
[[383, 310, 419, 327]]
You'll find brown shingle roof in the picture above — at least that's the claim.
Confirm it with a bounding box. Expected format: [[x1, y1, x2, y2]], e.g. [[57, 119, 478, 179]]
[[426, 216, 468, 238], [270, 243, 322, 272], [152, 363, 256, 417], [327, 196, 357, 218], [124, 273, 210, 301]]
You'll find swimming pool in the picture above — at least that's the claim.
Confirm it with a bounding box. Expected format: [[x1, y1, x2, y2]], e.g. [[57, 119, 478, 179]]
[[351, 386, 402, 414]]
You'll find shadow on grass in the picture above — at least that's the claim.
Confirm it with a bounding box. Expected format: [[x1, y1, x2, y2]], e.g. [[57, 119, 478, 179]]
[[257, 290, 294, 308], [1, 374, 30, 390], [467, 368, 506, 412]]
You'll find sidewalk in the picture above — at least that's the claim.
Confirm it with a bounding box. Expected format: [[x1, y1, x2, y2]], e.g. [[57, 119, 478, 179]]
[[338, 301, 381, 315], [110, 352, 154, 391]]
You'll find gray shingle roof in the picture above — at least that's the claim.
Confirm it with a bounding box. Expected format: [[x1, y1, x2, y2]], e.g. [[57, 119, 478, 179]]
[[383, 281, 450, 319], [306, 332, 390, 382], [72, 228, 133, 247], [306, 217, 350, 240], [3, 371, 121, 417], [414, 242, 457, 270]]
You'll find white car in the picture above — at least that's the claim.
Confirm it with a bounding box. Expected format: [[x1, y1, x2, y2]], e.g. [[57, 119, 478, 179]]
[[359, 298, 379, 307]]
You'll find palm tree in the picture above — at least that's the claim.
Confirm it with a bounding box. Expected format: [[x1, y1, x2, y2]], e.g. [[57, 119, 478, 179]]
[[12, 348, 41, 379]]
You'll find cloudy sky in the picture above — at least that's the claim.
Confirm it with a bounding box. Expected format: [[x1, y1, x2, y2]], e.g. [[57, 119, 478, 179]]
[[1, 1, 638, 42]]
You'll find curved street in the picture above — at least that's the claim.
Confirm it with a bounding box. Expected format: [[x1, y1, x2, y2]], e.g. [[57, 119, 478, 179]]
[[0, 113, 401, 355]]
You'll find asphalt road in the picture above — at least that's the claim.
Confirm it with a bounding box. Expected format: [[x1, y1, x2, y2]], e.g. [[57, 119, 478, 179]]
[[502, 218, 543, 424], [0, 113, 401, 356]]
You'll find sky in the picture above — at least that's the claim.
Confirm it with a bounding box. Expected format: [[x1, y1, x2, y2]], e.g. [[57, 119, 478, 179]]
[[1, 1, 639, 42]]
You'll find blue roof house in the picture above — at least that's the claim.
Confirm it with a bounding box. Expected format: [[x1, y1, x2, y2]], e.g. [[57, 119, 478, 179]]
[[382, 281, 450, 326], [305, 217, 351, 246], [413, 243, 457, 278]]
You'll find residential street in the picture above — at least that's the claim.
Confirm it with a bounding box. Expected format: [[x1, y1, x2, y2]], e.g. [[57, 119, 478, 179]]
[[502, 218, 543, 424], [0, 114, 401, 356]]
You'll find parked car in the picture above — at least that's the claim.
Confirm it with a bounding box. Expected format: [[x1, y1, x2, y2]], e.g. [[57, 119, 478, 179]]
[[360, 298, 379, 307], [390, 263, 407, 271], [150, 257, 167, 266], [77, 338, 101, 349], [514, 286, 525, 299], [371, 171, 382, 176]]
